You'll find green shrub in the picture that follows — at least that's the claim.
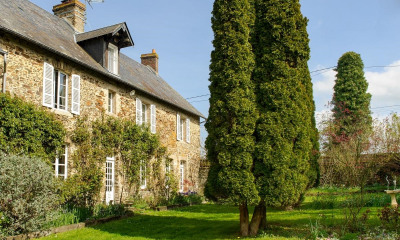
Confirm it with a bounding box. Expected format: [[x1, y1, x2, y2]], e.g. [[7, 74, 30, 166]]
[[0, 154, 59, 236], [92, 204, 125, 219], [170, 194, 190, 206], [168, 193, 203, 206], [0, 93, 65, 161], [188, 194, 203, 205], [48, 208, 80, 228], [378, 205, 400, 231]]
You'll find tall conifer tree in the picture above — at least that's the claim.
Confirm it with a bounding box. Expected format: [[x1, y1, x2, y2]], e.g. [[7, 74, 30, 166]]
[[251, 1, 314, 231], [332, 51, 372, 139], [204, 0, 259, 236]]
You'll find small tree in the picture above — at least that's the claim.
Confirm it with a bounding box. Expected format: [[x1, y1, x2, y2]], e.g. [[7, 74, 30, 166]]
[[0, 154, 59, 236]]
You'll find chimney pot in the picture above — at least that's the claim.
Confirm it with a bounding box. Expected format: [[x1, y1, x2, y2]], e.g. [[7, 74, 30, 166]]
[[141, 50, 159, 73]]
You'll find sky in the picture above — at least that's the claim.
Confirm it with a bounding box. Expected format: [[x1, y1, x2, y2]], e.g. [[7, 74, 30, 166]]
[[30, 0, 400, 141]]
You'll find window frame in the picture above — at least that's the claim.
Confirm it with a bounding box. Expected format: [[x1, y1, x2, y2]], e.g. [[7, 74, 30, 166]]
[[179, 161, 184, 192], [108, 43, 118, 75], [186, 118, 191, 143], [54, 146, 68, 180], [54, 70, 68, 111], [150, 104, 156, 134], [108, 90, 115, 114], [177, 114, 184, 141], [140, 159, 147, 189]]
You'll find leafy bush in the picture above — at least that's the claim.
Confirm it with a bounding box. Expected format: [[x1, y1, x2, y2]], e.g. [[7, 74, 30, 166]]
[[341, 195, 370, 233], [92, 204, 125, 220], [0, 93, 65, 161], [0, 154, 59, 236], [378, 206, 400, 231], [188, 194, 203, 205], [168, 192, 203, 206]]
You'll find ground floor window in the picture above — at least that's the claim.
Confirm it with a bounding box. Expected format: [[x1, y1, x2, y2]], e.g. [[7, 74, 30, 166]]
[[140, 160, 146, 189], [53, 146, 68, 179]]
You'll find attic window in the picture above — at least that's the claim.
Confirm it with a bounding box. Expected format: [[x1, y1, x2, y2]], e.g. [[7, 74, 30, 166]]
[[108, 43, 118, 75]]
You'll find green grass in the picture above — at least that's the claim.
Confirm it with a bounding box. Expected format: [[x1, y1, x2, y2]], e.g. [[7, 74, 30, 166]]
[[39, 186, 394, 240], [39, 203, 384, 240]]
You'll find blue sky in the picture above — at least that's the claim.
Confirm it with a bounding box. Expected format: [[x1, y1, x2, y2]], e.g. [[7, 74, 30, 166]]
[[30, 0, 400, 139]]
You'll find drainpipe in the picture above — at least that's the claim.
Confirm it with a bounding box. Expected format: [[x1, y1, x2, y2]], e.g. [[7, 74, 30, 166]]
[[0, 49, 7, 94]]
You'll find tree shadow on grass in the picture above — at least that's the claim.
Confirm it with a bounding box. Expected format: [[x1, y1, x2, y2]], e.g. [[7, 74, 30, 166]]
[[171, 204, 242, 214], [90, 213, 239, 240]]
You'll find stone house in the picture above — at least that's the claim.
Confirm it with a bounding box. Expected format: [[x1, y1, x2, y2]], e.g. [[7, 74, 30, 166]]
[[0, 0, 205, 203]]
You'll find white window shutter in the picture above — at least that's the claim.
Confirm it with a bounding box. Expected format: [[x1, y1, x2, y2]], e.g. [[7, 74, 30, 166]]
[[186, 118, 190, 143], [71, 74, 80, 115], [151, 104, 156, 134], [136, 98, 142, 125], [42, 62, 54, 107], [177, 114, 181, 140]]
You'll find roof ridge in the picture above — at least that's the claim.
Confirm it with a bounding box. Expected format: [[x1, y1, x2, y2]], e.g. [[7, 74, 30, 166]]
[[75, 22, 125, 36]]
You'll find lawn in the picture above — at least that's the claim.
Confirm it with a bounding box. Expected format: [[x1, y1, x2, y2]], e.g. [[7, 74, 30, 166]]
[[39, 188, 394, 240]]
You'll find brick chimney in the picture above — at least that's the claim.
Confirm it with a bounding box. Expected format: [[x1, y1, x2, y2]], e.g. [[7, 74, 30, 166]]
[[141, 49, 159, 73], [53, 0, 86, 33]]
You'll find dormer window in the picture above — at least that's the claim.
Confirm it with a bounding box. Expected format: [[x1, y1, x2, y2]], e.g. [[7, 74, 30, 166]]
[[108, 43, 118, 75]]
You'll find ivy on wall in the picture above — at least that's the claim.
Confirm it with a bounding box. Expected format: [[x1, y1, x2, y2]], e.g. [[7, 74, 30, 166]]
[[0, 93, 65, 162], [62, 115, 173, 207]]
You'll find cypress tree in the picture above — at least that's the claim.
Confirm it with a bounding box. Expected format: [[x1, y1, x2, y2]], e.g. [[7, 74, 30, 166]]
[[250, 0, 314, 233], [204, 0, 259, 236], [332, 51, 372, 139]]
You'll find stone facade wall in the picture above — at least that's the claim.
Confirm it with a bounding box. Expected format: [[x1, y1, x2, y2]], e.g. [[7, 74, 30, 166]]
[[0, 32, 202, 203]]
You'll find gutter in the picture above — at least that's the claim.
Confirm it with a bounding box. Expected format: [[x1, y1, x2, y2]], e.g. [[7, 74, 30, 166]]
[[0, 48, 7, 94]]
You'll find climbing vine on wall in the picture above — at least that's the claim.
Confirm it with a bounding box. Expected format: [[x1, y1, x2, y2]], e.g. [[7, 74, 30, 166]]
[[61, 114, 171, 207]]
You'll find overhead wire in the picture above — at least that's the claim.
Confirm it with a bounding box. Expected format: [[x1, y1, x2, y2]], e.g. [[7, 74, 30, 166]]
[[185, 64, 400, 101]]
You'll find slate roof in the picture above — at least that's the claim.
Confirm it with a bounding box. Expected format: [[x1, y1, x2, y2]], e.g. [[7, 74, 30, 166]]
[[0, 0, 204, 118]]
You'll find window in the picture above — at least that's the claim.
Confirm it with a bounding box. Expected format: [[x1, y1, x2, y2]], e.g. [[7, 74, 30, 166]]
[[140, 160, 146, 189], [108, 43, 118, 75], [186, 118, 191, 143], [54, 70, 68, 110], [53, 146, 68, 180], [136, 98, 142, 125], [177, 114, 184, 141], [142, 103, 147, 124], [108, 91, 115, 114], [179, 161, 184, 192], [150, 104, 156, 133], [43, 62, 80, 114], [137, 99, 156, 130]]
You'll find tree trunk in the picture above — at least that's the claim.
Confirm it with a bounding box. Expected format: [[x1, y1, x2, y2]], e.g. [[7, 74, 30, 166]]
[[239, 203, 249, 237], [260, 201, 267, 230], [249, 200, 266, 236]]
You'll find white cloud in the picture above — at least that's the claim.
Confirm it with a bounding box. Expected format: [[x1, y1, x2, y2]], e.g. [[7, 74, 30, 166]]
[[366, 60, 400, 108]]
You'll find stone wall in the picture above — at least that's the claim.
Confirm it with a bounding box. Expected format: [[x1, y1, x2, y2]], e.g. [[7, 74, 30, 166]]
[[0, 31, 202, 203]]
